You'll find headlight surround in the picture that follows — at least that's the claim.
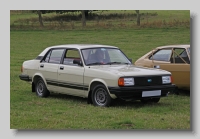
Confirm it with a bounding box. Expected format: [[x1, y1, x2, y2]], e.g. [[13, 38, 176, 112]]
[[162, 76, 171, 84], [118, 77, 134, 86]]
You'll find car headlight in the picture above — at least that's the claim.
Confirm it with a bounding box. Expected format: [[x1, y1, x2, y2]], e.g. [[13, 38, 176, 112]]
[[118, 77, 134, 86], [162, 76, 172, 84]]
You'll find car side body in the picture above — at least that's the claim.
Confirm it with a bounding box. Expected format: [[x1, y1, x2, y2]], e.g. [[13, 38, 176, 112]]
[[19, 44, 176, 106], [134, 44, 190, 91]]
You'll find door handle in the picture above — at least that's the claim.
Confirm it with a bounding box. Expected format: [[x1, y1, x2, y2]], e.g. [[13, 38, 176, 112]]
[[60, 66, 64, 70], [40, 64, 44, 68], [154, 65, 160, 69]]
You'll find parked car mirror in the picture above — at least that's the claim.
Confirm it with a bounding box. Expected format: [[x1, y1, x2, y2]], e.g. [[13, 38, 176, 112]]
[[128, 58, 132, 63], [154, 65, 160, 69], [73, 59, 83, 66]]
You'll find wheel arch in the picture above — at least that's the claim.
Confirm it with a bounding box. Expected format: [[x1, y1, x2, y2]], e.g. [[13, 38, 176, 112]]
[[32, 73, 47, 92], [87, 79, 116, 99]]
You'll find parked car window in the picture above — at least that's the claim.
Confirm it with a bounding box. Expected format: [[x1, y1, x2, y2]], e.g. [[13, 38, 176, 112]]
[[187, 48, 190, 54], [82, 48, 108, 64], [173, 48, 186, 57], [82, 48, 130, 65], [44, 51, 51, 63], [47, 49, 65, 64], [63, 49, 81, 66], [107, 49, 129, 63], [149, 49, 172, 61], [170, 48, 190, 64]]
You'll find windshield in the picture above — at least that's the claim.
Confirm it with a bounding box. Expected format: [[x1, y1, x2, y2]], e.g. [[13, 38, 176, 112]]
[[81, 48, 131, 66]]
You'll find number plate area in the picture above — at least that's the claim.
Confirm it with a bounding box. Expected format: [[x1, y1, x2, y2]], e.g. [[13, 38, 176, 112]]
[[142, 90, 161, 97]]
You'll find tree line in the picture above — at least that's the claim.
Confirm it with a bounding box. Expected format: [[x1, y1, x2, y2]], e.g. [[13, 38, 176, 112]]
[[35, 10, 141, 27]]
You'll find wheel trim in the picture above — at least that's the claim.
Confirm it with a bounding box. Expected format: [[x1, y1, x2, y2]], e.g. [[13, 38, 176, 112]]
[[37, 80, 44, 95], [94, 88, 107, 106]]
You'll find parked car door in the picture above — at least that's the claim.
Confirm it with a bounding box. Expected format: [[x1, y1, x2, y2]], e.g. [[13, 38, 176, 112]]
[[150, 48, 190, 89], [39, 48, 65, 92], [57, 49, 85, 97]]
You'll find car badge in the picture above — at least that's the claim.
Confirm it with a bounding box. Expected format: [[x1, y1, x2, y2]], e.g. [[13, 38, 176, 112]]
[[147, 79, 152, 82]]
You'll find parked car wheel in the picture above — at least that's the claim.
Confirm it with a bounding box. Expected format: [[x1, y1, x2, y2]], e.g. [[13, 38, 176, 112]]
[[92, 84, 112, 107], [35, 78, 50, 97]]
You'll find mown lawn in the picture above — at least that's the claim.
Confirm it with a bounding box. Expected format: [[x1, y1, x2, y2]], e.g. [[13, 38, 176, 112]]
[[10, 27, 190, 129]]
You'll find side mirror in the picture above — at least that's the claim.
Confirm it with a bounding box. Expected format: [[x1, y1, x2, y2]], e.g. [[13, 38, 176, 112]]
[[73, 59, 83, 66], [154, 65, 160, 69], [128, 58, 132, 63]]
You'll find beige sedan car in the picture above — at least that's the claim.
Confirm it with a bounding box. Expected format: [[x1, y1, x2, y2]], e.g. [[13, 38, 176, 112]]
[[135, 44, 190, 92], [19, 44, 175, 107]]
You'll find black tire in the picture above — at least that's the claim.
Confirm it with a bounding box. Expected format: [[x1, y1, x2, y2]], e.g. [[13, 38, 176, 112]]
[[91, 84, 112, 107], [151, 98, 160, 103], [35, 78, 50, 97]]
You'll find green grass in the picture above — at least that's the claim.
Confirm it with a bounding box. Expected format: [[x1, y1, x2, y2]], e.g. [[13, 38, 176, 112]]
[[10, 10, 190, 130]]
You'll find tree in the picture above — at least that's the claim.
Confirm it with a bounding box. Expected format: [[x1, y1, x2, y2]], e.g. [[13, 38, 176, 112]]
[[37, 10, 44, 27], [135, 10, 140, 26], [81, 10, 86, 27], [33, 10, 89, 27]]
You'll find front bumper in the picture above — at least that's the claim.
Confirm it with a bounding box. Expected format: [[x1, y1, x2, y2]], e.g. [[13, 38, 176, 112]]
[[108, 84, 176, 100], [19, 74, 31, 82]]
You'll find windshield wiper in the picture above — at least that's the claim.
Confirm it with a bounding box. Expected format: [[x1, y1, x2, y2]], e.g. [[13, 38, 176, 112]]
[[106, 62, 122, 65], [122, 62, 131, 65], [106, 62, 130, 65], [87, 62, 103, 66]]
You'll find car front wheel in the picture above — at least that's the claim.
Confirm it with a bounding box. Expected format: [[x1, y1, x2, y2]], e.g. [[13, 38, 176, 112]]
[[92, 84, 112, 107], [35, 78, 50, 97]]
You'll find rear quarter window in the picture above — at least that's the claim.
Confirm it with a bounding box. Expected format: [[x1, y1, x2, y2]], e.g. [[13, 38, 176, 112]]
[[44, 49, 65, 64]]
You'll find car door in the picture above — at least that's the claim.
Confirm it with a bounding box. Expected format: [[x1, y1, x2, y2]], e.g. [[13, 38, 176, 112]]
[[39, 48, 65, 92], [151, 48, 190, 89], [57, 48, 85, 97]]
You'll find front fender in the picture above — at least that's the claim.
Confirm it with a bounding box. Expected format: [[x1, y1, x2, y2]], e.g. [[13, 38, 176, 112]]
[[88, 78, 117, 99]]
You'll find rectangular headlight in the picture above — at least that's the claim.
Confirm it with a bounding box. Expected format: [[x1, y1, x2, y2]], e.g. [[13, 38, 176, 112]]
[[118, 77, 134, 86], [162, 76, 171, 84], [124, 78, 134, 86]]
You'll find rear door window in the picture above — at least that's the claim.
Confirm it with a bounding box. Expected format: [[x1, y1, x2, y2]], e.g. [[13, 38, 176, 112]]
[[44, 49, 65, 64]]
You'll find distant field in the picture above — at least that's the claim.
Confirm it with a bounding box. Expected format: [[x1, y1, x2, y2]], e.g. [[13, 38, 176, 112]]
[[10, 27, 190, 129], [10, 10, 190, 30]]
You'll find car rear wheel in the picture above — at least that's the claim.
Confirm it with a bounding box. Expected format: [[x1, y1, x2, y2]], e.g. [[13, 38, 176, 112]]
[[35, 78, 50, 97], [92, 84, 112, 107]]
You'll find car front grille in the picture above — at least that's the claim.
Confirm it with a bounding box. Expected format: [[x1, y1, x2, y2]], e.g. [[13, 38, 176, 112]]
[[134, 76, 162, 86]]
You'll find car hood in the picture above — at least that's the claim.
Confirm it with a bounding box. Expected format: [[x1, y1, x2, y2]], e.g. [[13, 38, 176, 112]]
[[88, 64, 171, 76]]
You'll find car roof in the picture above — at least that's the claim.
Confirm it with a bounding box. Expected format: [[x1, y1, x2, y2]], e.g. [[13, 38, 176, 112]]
[[156, 44, 190, 49], [48, 44, 118, 49], [38, 44, 118, 56]]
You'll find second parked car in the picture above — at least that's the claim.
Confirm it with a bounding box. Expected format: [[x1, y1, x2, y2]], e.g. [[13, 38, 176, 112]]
[[134, 44, 190, 91]]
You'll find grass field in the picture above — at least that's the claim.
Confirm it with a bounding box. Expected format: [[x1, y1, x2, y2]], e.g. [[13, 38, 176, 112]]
[[10, 10, 190, 130]]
